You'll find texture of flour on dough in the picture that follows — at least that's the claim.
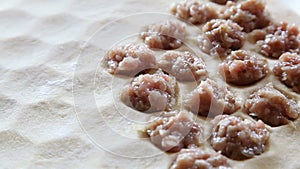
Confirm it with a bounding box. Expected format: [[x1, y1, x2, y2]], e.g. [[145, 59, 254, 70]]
[[0, 0, 299, 169]]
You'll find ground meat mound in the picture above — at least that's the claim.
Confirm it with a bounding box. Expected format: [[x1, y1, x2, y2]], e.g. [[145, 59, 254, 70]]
[[184, 78, 240, 117], [221, 0, 271, 33], [211, 115, 270, 160], [141, 20, 186, 50], [145, 111, 202, 153], [170, 148, 232, 169], [106, 44, 156, 76], [199, 19, 245, 57], [219, 50, 268, 85], [210, 0, 237, 5], [158, 51, 208, 82], [121, 70, 177, 112], [257, 22, 300, 58], [273, 52, 300, 93], [171, 0, 218, 24], [244, 84, 300, 126]]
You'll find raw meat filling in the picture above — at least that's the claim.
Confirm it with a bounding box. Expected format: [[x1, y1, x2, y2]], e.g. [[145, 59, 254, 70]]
[[199, 19, 245, 57], [145, 111, 203, 152], [184, 78, 240, 117], [121, 70, 177, 112], [171, 0, 218, 24], [273, 52, 300, 93], [245, 84, 300, 126], [170, 148, 232, 169], [158, 51, 208, 82], [106, 44, 156, 76], [211, 115, 270, 160], [219, 50, 268, 85], [141, 20, 186, 50]]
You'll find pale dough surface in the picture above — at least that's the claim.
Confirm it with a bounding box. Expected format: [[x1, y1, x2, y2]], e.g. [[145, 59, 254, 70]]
[[0, 0, 300, 169]]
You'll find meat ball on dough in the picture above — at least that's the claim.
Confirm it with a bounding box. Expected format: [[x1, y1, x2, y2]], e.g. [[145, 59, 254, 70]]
[[211, 115, 270, 160], [184, 78, 240, 117], [219, 50, 268, 85], [141, 20, 186, 50], [273, 52, 300, 93], [199, 19, 245, 57], [106, 44, 156, 76], [121, 70, 177, 112], [244, 84, 300, 127], [221, 0, 271, 32], [170, 148, 232, 169], [171, 0, 218, 24], [158, 51, 208, 82], [145, 111, 202, 152], [257, 22, 300, 58]]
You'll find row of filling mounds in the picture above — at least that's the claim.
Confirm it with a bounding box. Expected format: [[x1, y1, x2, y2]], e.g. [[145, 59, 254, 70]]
[[106, 16, 300, 92], [172, 0, 299, 56], [106, 37, 300, 90], [102, 0, 300, 168], [105, 41, 300, 126]]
